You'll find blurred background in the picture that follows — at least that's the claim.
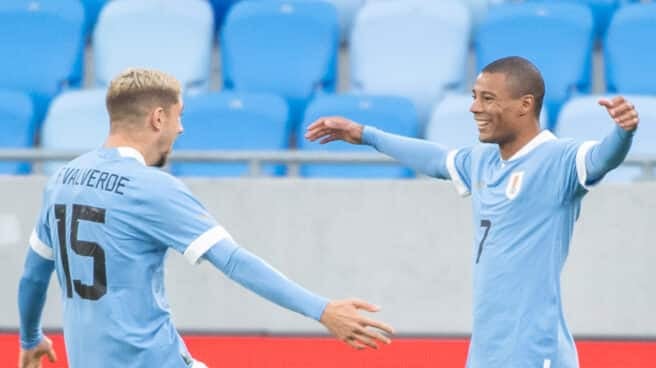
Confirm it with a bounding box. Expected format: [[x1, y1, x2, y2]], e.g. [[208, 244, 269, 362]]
[[0, 0, 654, 367]]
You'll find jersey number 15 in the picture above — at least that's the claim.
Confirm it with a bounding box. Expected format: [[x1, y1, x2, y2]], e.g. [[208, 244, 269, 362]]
[[54, 204, 107, 301]]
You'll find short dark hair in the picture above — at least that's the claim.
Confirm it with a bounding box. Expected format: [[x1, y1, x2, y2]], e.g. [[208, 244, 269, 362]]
[[482, 56, 545, 118]]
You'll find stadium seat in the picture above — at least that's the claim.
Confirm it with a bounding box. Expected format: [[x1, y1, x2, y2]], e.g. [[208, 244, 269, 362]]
[[350, 0, 471, 129], [526, 0, 620, 38], [475, 2, 594, 130], [426, 93, 548, 149], [318, 0, 364, 43], [604, 3, 656, 94], [0, 90, 35, 175], [80, 0, 108, 35], [93, 0, 214, 92], [171, 92, 289, 177], [556, 95, 656, 182], [298, 94, 419, 178], [40, 89, 108, 175], [0, 0, 85, 125], [221, 0, 339, 126]]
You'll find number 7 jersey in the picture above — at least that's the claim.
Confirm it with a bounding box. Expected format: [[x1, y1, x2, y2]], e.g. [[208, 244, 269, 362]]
[[28, 147, 232, 368], [446, 131, 598, 368]]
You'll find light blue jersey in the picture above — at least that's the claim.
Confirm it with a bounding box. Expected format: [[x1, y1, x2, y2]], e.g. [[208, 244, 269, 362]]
[[446, 131, 597, 368], [28, 147, 228, 368]]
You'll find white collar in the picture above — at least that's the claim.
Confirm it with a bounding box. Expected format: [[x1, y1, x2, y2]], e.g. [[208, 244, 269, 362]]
[[505, 130, 557, 162], [116, 147, 146, 166]]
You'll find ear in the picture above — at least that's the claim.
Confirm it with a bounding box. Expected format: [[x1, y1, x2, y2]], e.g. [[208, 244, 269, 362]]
[[518, 95, 534, 117], [149, 107, 165, 131]]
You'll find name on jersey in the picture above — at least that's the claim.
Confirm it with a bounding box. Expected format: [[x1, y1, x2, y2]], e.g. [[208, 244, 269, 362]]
[[57, 167, 130, 195]]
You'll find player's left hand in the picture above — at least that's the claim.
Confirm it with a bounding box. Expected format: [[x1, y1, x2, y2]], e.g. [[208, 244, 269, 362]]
[[598, 96, 639, 132], [19, 335, 57, 368]]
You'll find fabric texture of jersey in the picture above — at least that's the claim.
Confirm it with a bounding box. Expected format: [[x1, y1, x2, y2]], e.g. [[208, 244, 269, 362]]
[[446, 131, 597, 368], [29, 147, 228, 368]]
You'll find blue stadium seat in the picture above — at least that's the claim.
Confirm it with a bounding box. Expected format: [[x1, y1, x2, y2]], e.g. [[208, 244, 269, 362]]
[[426, 93, 549, 149], [0, 90, 35, 175], [171, 92, 289, 177], [208, 0, 242, 30], [556, 95, 656, 182], [40, 89, 108, 175], [350, 0, 471, 129], [0, 0, 85, 124], [605, 3, 656, 94], [80, 0, 108, 35], [93, 0, 214, 92], [475, 2, 594, 130], [526, 0, 620, 38], [298, 94, 419, 178], [319, 0, 364, 43], [221, 0, 339, 126]]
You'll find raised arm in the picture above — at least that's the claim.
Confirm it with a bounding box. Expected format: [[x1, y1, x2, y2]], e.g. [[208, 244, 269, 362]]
[[305, 116, 451, 178], [203, 239, 394, 350], [585, 96, 639, 184]]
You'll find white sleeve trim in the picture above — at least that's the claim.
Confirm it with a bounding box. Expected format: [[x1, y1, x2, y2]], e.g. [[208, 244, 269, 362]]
[[29, 229, 54, 260], [446, 149, 471, 197], [183, 226, 233, 265], [576, 140, 600, 191]]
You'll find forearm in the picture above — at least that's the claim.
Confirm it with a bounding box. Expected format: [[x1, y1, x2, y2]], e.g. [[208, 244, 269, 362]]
[[362, 126, 450, 178], [204, 239, 328, 321], [585, 125, 634, 183], [18, 249, 54, 349]]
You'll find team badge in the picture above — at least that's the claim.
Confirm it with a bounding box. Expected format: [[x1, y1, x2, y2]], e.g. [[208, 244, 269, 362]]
[[505, 171, 524, 200]]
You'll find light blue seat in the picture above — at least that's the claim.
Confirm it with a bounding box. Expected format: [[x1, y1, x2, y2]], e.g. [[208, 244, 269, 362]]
[[80, 0, 108, 35], [221, 0, 339, 126], [350, 0, 471, 129], [556, 95, 656, 182], [0, 0, 84, 124], [319, 0, 364, 43], [40, 89, 109, 175], [0, 90, 35, 175], [526, 0, 620, 38], [93, 0, 214, 92], [605, 3, 656, 94], [475, 2, 594, 130], [426, 93, 548, 149], [298, 94, 419, 178], [171, 92, 289, 177]]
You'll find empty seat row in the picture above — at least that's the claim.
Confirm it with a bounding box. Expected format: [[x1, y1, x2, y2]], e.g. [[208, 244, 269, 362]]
[[2, 88, 652, 182]]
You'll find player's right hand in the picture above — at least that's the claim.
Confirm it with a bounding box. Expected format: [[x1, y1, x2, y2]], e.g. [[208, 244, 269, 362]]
[[319, 299, 394, 350], [305, 116, 364, 145], [19, 335, 57, 368]]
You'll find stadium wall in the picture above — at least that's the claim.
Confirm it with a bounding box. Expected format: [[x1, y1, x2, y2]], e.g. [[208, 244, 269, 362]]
[[0, 177, 654, 338]]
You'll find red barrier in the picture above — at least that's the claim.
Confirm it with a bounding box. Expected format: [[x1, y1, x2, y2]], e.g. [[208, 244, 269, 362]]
[[2, 334, 654, 367]]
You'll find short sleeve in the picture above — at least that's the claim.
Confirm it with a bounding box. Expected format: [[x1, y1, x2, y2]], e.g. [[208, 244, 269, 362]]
[[29, 186, 55, 261], [446, 148, 473, 197], [140, 173, 233, 265]]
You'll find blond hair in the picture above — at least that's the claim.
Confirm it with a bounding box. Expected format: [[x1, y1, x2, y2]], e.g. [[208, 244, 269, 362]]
[[106, 68, 181, 123]]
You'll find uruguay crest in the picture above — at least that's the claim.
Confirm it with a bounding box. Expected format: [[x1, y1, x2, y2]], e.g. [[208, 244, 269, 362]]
[[505, 171, 524, 200]]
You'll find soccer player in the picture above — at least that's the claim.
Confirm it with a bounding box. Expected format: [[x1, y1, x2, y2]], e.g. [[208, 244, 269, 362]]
[[305, 56, 639, 367], [18, 68, 394, 368]]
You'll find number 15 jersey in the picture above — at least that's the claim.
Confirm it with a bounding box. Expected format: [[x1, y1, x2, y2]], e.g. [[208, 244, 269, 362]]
[[28, 147, 232, 368]]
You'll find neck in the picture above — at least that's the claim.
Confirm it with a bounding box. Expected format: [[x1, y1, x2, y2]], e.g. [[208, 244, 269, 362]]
[[104, 130, 152, 165], [498, 122, 541, 160]]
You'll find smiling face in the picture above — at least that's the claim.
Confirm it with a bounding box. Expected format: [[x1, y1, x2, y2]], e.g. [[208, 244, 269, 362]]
[[470, 72, 525, 145]]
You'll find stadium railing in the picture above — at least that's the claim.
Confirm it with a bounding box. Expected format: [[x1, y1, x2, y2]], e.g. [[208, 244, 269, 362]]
[[0, 149, 653, 179]]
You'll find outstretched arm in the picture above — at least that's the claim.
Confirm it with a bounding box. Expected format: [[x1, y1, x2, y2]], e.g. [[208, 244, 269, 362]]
[[203, 239, 394, 350], [585, 96, 638, 184], [305, 116, 451, 178], [18, 248, 57, 367]]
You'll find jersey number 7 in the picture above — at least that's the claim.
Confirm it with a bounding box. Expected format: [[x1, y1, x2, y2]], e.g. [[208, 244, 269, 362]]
[[54, 204, 107, 300]]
